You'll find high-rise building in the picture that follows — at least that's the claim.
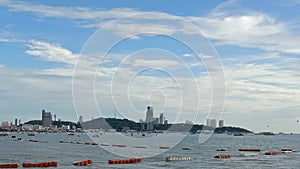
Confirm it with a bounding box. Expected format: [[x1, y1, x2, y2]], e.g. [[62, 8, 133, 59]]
[[42, 109, 52, 127], [145, 106, 154, 131], [206, 118, 211, 126], [164, 120, 168, 125], [210, 119, 217, 128], [219, 120, 224, 128], [78, 116, 83, 123], [15, 118, 18, 126], [1, 121, 11, 128], [145, 106, 153, 123], [159, 113, 165, 124]]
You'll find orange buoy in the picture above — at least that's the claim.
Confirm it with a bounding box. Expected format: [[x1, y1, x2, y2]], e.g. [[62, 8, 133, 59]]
[[159, 146, 170, 149], [108, 158, 142, 164], [214, 154, 231, 159], [265, 151, 280, 155], [86, 160, 92, 165], [133, 146, 147, 148], [239, 148, 260, 152], [73, 160, 92, 166], [22, 161, 57, 168], [0, 164, 18, 168]]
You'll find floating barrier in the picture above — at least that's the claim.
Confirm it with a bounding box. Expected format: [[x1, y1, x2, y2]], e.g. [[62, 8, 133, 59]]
[[133, 146, 147, 149], [159, 146, 170, 149], [216, 149, 227, 151], [281, 149, 293, 153], [22, 161, 57, 168], [108, 158, 142, 164], [112, 144, 126, 147], [265, 151, 280, 155], [239, 148, 260, 152], [182, 147, 192, 150], [214, 154, 231, 159], [100, 143, 109, 146], [241, 152, 259, 157], [0, 164, 18, 168], [28, 140, 38, 143], [73, 160, 92, 166], [166, 156, 193, 161]]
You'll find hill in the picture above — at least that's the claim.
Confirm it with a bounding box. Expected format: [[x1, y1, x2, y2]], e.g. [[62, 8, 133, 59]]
[[24, 120, 80, 129]]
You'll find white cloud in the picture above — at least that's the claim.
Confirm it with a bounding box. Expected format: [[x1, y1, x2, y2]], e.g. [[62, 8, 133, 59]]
[[133, 59, 180, 68], [25, 40, 78, 65], [1, 0, 300, 54], [198, 53, 215, 59], [182, 53, 193, 57]]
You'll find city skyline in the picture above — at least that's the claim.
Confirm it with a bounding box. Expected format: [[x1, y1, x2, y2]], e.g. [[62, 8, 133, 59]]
[[0, 0, 299, 133]]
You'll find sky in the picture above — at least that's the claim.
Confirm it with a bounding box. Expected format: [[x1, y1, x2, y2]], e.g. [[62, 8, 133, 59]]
[[0, 0, 300, 133]]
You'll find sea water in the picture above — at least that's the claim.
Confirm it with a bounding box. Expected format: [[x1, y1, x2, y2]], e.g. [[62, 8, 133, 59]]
[[0, 133, 299, 168]]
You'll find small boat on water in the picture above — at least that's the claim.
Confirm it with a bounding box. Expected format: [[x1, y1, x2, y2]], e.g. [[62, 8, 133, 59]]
[[182, 147, 192, 150], [28, 133, 35, 136], [258, 132, 275, 135], [281, 148, 293, 153], [216, 148, 227, 151], [234, 133, 245, 136]]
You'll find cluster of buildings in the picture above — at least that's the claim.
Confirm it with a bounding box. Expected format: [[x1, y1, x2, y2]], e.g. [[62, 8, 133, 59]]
[[206, 118, 224, 128], [139, 106, 168, 131], [0, 109, 78, 132], [1, 118, 21, 130]]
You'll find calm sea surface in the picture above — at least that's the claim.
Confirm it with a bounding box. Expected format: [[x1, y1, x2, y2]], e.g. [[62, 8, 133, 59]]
[[0, 133, 299, 168]]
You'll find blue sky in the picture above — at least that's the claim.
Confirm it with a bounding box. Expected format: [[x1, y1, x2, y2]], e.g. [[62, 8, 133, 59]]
[[0, 0, 300, 133]]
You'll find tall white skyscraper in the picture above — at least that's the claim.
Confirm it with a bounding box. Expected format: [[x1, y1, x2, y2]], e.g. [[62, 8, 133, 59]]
[[159, 113, 165, 124], [206, 118, 211, 126], [145, 106, 153, 123], [78, 116, 83, 123], [145, 106, 154, 131], [219, 120, 224, 128], [210, 119, 217, 128]]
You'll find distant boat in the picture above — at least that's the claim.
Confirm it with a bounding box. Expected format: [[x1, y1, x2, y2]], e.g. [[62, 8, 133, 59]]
[[0, 133, 8, 137], [259, 132, 275, 135], [182, 147, 192, 150], [28, 133, 35, 136], [234, 133, 245, 136]]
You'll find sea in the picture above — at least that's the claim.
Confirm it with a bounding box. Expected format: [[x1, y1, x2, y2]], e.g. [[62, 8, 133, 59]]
[[0, 133, 299, 168]]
